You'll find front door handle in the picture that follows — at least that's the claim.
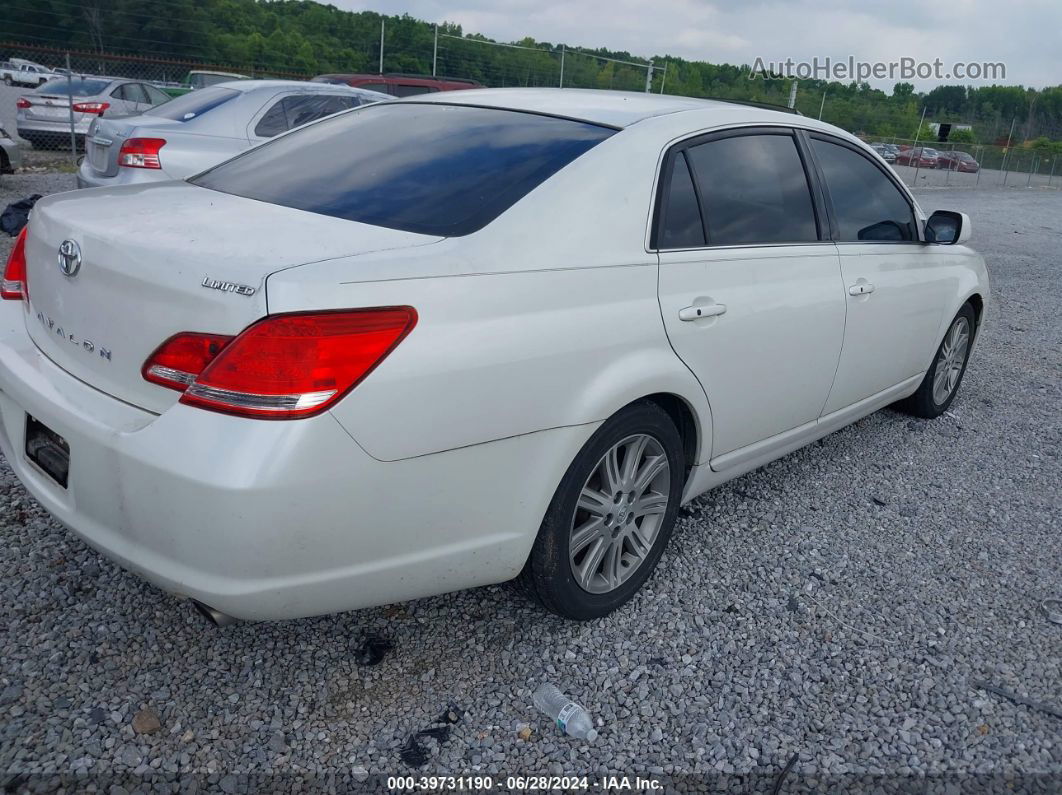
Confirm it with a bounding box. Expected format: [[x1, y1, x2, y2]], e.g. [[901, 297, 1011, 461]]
[[678, 303, 727, 321], [848, 282, 876, 296]]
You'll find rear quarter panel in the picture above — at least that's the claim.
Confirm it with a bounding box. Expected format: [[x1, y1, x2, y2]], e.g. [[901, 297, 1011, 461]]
[[266, 124, 713, 462]]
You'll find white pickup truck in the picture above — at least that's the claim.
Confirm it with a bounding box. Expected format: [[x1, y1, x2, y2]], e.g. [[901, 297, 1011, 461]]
[[0, 59, 58, 87]]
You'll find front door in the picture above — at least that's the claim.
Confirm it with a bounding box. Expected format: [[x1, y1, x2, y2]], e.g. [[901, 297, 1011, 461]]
[[806, 135, 952, 414], [655, 129, 847, 459]]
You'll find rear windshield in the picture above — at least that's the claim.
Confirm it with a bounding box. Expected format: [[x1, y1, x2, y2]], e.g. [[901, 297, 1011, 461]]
[[192, 103, 615, 236], [145, 86, 238, 121], [37, 78, 110, 97]]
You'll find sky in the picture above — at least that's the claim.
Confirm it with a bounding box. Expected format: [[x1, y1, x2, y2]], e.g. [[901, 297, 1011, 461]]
[[335, 0, 1059, 91]]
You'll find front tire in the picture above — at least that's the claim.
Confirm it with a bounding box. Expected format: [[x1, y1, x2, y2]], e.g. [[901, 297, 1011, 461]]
[[519, 401, 684, 620], [896, 303, 976, 418]]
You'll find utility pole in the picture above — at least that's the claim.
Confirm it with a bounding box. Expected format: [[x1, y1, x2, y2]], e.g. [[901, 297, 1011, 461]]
[[659, 60, 668, 94], [378, 18, 385, 74], [787, 80, 798, 109], [644, 60, 654, 93], [818, 90, 827, 119], [65, 53, 76, 162], [912, 105, 928, 185], [559, 45, 565, 88], [1000, 116, 1016, 181], [432, 24, 438, 76]]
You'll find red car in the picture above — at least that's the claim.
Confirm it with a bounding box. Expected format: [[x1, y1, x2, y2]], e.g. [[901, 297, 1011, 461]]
[[312, 73, 483, 96], [936, 150, 980, 173], [895, 147, 940, 168]]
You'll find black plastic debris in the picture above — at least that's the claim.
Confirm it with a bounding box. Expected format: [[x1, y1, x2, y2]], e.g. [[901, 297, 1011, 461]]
[[1, 195, 42, 237], [354, 634, 393, 666], [399, 735, 430, 768], [400, 705, 464, 767], [436, 703, 463, 724]]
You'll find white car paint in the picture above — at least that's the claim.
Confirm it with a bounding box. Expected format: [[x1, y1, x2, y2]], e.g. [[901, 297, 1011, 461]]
[[0, 89, 989, 620]]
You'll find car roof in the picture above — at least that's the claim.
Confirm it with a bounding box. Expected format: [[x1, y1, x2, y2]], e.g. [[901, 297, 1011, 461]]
[[215, 79, 388, 95], [397, 87, 804, 129]]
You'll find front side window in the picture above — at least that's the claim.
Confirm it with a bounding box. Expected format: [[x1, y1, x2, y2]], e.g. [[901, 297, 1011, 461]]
[[194, 104, 615, 237], [684, 133, 819, 246], [811, 138, 917, 242]]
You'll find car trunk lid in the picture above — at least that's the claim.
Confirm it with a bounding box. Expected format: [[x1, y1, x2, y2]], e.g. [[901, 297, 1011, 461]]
[[23, 182, 442, 414], [85, 115, 180, 178]]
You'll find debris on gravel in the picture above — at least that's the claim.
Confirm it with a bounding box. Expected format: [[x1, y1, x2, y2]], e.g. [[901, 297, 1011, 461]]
[[0, 172, 1059, 787]]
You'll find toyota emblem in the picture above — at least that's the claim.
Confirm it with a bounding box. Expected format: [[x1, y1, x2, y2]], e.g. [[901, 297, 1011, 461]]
[[58, 240, 82, 277]]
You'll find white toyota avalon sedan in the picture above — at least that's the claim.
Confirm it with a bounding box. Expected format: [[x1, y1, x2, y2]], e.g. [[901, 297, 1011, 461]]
[[0, 89, 988, 623]]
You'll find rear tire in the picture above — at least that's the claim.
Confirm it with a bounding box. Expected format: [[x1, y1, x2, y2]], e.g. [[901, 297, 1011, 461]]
[[519, 401, 684, 620], [896, 303, 976, 418]]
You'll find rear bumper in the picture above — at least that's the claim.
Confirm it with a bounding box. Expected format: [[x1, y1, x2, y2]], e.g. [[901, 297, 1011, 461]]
[[0, 302, 585, 619], [76, 159, 168, 189]]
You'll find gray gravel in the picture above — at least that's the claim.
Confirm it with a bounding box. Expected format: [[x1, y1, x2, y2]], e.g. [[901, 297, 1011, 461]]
[[0, 174, 1059, 790]]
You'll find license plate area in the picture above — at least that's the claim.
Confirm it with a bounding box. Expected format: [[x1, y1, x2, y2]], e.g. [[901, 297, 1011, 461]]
[[25, 416, 70, 489]]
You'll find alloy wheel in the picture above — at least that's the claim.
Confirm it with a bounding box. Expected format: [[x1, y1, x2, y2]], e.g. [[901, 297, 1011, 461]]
[[568, 434, 671, 594], [932, 315, 970, 405]]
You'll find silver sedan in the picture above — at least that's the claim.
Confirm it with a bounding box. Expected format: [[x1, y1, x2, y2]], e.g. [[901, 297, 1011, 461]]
[[16, 77, 172, 149], [77, 80, 392, 189]]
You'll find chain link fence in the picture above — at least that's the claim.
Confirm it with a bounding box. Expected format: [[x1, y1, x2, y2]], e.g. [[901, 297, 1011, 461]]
[[866, 135, 1062, 190], [1, 38, 1058, 193]]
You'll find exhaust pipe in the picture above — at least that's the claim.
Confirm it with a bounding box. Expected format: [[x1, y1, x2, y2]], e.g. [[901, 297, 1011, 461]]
[[191, 599, 240, 627]]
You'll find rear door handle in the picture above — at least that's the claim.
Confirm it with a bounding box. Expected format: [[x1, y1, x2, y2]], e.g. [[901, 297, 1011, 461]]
[[848, 282, 876, 296], [678, 303, 727, 321]]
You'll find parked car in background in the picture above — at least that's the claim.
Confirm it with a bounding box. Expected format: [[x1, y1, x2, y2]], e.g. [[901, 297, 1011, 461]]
[[159, 70, 252, 98], [0, 58, 59, 87], [936, 150, 980, 172], [895, 146, 939, 168], [4, 89, 988, 623], [17, 77, 172, 149], [0, 123, 22, 182], [77, 80, 390, 189], [313, 72, 482, 95], [870, 142, 897, 162]]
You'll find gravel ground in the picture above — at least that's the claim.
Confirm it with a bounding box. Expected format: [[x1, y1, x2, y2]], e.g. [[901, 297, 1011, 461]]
[[0, 174, 1059, 792]]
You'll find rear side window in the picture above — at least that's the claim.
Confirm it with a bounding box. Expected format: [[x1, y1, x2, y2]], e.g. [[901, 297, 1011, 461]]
[[392, 83, 435, 97], [811, 138, 917, 242], [255, 94, 361, 137], [194, 104, 615, 237], [145, 86, 238, 122], [659, 153, 704, 248], [684, 133, 818, 246]]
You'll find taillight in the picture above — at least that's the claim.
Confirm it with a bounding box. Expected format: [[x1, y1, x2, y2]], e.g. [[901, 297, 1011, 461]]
[[1, 227, 28, 301], [72, 101, 110, 115], [15, 98, 30, 109], [143, 308, 417, 419], [142, 332, 235, 390], [118, 137, 166, 169]]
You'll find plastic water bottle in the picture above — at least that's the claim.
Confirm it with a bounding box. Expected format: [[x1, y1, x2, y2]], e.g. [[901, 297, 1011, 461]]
[[532, 683, 599, 742]]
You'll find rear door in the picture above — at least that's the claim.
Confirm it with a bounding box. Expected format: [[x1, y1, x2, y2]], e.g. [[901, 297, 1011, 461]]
[[807, 134, 952, 413], [655, 128, 847, 463]]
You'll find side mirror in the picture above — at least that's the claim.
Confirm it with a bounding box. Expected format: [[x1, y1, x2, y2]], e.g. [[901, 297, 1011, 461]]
[[925, 210, 971, 245]]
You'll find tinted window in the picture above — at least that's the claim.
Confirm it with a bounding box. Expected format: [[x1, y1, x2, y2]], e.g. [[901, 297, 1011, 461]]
[[37, 78, 111, 97], [358, 82, 389, 93], [285, 94, 359, 127], [811, 138, 917, 242], [659, 152, 704, 248], [393, 83, 435, 97], [194, 104, 615, 236], [145, 86, 238, 122], [254, 99, 288, 137], [255, 94, 360, 138], [143, 84, 171, 105], [685, 133, 818, 246]]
